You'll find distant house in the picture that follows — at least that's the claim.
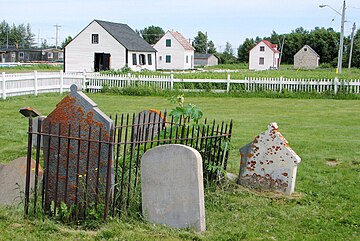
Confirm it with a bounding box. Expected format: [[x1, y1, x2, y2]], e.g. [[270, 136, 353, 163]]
[[249, 40, 280, 71], [153, 31, 195, 70], [64, 20, 156, 72], [194, 53, 218, 67], [0, 46, 63, 63], [294, 45, 320, 69]]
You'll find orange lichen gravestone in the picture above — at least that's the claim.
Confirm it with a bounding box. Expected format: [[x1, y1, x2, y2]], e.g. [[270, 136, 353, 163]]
[[238, 122, 301, 195]]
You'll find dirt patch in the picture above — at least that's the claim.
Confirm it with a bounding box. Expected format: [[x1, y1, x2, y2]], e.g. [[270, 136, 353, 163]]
[[326, 158, 338, 167]]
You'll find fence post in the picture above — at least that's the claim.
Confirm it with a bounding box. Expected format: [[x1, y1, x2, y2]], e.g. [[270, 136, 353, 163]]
[[34, 71, 38, 96], [82, 71, 86, 91], [1, 72, 6, 100], [334, 77, 339, 95], [59, 70, 64, 94], [127, 73, 131, 87], [279, 76, 283, 93], [170, 73, 174, 90], [226, 74, 230, 93]]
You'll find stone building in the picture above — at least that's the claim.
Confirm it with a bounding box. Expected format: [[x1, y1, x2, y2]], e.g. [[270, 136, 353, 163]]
[[294, 45, 320, 69]]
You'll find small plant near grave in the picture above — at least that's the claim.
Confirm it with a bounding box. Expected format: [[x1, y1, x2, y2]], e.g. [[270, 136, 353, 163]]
[[168, 94, 203, 123], [166, 95, 230, 181]]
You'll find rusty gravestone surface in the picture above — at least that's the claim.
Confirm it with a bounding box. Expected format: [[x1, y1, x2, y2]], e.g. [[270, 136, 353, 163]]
[[0, 157, 42, 205], [238, 123, 301, 195], [42, 84, 113, 210], [141, 144, 206, 232]]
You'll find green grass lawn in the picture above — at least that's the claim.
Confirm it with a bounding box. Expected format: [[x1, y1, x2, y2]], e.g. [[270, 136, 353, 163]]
[[0, 93, 359, 240]]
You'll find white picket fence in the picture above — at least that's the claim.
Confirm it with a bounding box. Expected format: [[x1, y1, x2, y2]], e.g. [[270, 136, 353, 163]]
[[1, 71, 360, 99]]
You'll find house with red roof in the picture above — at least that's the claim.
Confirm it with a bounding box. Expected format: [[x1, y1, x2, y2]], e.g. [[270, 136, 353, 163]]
[[249, 40, 280, 71], [153, 31, 195, 70]]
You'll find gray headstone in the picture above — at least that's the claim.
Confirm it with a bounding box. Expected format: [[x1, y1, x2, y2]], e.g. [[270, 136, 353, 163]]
[[132, 109, 167, 142], [141, 144, 206, 232], [0, 157, 43, 205], [42, 84, 113, 208], [238, 123, 301, 195]]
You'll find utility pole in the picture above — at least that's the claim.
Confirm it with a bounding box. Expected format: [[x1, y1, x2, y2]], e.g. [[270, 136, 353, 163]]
[[53, 24, 61, 49], [348, 22, 356, 69], [338, 0, 346, 74], [205, 31, 208, 54]]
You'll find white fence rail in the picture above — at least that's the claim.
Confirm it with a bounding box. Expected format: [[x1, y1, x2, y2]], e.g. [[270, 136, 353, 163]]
[[1, 71, 360, 99]]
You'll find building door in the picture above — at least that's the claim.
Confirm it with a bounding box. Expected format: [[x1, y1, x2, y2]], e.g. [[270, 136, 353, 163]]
[[94, 53, 111, 72]]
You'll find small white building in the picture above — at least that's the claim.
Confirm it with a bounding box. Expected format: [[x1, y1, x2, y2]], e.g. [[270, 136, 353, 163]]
[[194, 53, 218, 67], [153, 31, 195, 70], [65, 20, 156, 72], [249, 40, 280, 71]]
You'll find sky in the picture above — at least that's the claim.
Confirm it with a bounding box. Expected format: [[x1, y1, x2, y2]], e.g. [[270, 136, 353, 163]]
[[2, 0, 360, 51]]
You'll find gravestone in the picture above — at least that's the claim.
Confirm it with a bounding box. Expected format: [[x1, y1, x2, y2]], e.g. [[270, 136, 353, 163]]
[[42, 84, 113, 209], [238, 123, 301, 195], [0, 157, 42, 205], [132, 109, 167, 142], [141, 144, 206, 232]]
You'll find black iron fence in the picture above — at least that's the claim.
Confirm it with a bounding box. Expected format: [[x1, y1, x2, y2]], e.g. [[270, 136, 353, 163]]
[[24, 111, 232, 222]]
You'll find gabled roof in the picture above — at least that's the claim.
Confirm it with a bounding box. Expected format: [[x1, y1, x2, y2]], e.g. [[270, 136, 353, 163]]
[[95, 20, 156, 52], [296, 45, 319, 57], [168, 31, 195, 51], [252, 40, 280, 54]]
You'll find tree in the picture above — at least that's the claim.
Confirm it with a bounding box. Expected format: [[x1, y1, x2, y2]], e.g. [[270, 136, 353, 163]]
[[0, 20, 34, 48], [237, 38, 255, 63], [61, 36, 73, 49], [218, 42, 237, 64], [139, 25, 165, 45], [192, 31, 216, 54], [351, 29, 360, 67]]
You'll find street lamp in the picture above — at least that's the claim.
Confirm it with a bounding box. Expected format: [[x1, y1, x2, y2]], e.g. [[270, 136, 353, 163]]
[[320, 0, 346, 74]]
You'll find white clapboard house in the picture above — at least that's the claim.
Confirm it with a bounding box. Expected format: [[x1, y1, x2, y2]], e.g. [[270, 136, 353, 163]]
[[65, 20, 157, 72], [153, 31, 195, 70], [249, 40, 280, 71]]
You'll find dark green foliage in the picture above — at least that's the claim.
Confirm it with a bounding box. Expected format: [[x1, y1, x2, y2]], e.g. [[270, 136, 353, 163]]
[[193, 31, 217, 54], [0, 20, 35, 48], [138, 25, 165, 45]]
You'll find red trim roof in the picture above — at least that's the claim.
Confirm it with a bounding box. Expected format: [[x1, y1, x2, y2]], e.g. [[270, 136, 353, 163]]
[[169, 31, 195, 51], [260, 40, 280, 53]]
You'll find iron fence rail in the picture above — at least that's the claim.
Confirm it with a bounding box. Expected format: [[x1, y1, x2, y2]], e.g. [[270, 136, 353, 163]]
[[24, 111, 232, 222]]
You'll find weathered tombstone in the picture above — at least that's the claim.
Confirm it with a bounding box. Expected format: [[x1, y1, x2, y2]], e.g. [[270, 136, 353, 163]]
[[42, 84, 113, 211], [19, 107, 45, 148], [141, 144, 206, 232], [238, 123, 301, 195], [132, 109, 167, 142], [0, 157, 42, 205]]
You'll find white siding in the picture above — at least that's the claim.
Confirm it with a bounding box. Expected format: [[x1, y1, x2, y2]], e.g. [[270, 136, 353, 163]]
[[249, 42, 279, 71], [128, 51, 156, 71], [65, 21, 126, 72], [154, 32, 194, 70]]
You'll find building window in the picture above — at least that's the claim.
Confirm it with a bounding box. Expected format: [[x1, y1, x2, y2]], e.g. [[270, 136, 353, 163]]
[[132, 53, 137, 65], [58, 52, 64, 59], [159, 56, 162, 61], [259, 57, 264, 65], [304, 48, 308, 52], [92, 34, 99, 44], [19, 52, 24, 59], [166, 39, 171, 47], [48, 52, 53, 59], [165, 55, 171, 63], [186, 55, 189, 63], [260, 46, 265, 52], [139, 54, 146, 65], [148, 54, 152, 65]]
